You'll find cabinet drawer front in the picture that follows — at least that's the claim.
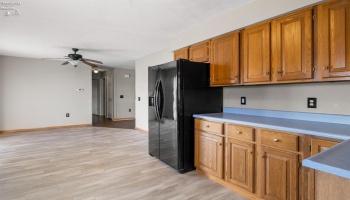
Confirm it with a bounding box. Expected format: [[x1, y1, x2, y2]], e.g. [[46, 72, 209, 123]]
[[227, 124, 255, 142], [261, 130, 299, 151], [195, 119, 223, 135]]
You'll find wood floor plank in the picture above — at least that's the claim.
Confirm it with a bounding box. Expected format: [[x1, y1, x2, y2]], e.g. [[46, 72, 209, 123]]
[[0, 127, 247, 200]]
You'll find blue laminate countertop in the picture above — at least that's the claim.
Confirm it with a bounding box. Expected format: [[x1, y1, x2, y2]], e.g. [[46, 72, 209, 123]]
[[193, 112, 350, 140], [193, 111, 350, 179]]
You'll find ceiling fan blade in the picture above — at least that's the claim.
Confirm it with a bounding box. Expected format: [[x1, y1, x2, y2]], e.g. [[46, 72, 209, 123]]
[[42, 58, 69, 60], [82, 60, 97, 69], [62, 61, 69, 65], [82, 58, 103, 64]]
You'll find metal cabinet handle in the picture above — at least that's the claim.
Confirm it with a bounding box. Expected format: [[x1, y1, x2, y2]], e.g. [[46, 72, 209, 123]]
[[236, 131, 241, 134], [277, 70, 284, 75], [324, 66, 330, 70], [206, 125, 210, 128], [274, 138, 279, 142]]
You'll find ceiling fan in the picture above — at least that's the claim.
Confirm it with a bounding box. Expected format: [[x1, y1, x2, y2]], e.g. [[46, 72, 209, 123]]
[[43, 48, 103, 68]]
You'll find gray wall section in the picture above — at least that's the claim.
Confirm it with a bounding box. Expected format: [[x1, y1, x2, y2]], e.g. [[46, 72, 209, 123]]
[[223, 81, 350, 115], [113, 68, 135, 119], [92, 79, 98, 115]]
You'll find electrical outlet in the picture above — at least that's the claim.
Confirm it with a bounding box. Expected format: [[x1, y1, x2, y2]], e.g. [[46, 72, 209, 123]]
[[66, 113, 70, 117], [138, 97, 141, 101], [120, 95, 124, 98], [307, 98, 317, 108], [129, 109, 131, 112], [241, 97, 246, 105]]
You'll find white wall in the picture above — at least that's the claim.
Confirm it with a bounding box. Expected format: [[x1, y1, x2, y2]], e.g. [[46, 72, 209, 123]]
[[169, 0, 324, 51], [0, 55, 92, 131], [113, 68, 135, 119], [135, 48, 173, 130]]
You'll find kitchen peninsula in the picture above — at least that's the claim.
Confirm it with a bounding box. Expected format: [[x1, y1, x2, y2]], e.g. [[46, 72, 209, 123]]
[[194, 107, 350, 200]]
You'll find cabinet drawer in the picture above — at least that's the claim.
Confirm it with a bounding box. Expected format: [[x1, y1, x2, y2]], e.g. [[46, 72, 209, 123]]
[[226, 124, 255, 142], [195, 119, 223, 135], [261, 130, 299, 152]]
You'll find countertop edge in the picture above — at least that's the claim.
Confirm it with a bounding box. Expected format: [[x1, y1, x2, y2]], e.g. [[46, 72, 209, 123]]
[[302, 159, 350, 179], [193, 114, 350, 141]]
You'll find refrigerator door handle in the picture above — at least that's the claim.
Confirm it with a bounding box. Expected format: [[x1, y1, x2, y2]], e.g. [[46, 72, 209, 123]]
[[158, 80, 164, 119], [154, 80, 160, 120]]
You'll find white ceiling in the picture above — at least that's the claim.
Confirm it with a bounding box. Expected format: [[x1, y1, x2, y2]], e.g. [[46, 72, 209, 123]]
[[0, 0, 251, 69]]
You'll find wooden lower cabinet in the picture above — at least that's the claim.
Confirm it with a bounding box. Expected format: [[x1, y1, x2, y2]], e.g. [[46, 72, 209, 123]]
[[311, 138, 339, 156], [315, 171, 350, 200], [308, 138, 340, 200], [226, 138, 255, 192], [259, 146, 299, 200], [195, 130, 224, 179], [194, 119, 345, 200]]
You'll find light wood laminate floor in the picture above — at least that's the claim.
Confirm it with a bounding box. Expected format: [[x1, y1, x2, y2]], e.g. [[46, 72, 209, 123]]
[[0, 127, 247, 200]]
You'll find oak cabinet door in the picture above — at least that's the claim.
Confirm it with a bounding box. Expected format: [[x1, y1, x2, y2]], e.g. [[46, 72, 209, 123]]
[[272, 9, 313, 81], [259, 146, 299, 200], [174, 48, 189, 60], [226, 138, 255, 192], [242, 22, 271, 83], [190, 41, 210, 62], [210, 32, 240, 86], [195, 130, 224, 179], [311, 138, 339, 156], [318, 0, 350, 79]]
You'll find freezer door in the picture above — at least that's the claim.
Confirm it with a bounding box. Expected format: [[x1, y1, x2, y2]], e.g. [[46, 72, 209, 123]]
[[158, 62, 180, 170], [148, 66, 159, 158]]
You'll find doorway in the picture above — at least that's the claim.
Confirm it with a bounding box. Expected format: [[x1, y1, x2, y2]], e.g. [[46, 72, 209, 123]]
[[91, 71, 135, 129]]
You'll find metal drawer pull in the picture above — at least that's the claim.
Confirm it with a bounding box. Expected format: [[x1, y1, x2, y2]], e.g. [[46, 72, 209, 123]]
[[236, 131, 241, 134], [274, 138, 279, 142]]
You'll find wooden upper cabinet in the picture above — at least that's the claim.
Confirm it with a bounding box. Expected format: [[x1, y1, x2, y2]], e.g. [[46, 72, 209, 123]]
[[311, 138, 339, 156], [226, 138, 255, 193], [317, 0, 350, 79], [174, 47, 189, 60], [210, 32, 240, 86], [259, 146, 299, 200], [242, 22, 271, 83], [190, 40, 210, 62], [272, 9, 313, 81]]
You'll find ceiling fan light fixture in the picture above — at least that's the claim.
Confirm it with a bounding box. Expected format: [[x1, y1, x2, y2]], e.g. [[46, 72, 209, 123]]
[[68, 60, 82, 67], [93, 69, 99, 74]]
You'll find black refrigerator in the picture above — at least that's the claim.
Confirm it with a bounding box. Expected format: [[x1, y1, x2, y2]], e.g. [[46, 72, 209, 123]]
[[148, 59, 223, 173]]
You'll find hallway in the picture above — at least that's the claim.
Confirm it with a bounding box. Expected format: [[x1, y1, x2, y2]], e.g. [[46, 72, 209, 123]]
[[92, 115, 135, 129]]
